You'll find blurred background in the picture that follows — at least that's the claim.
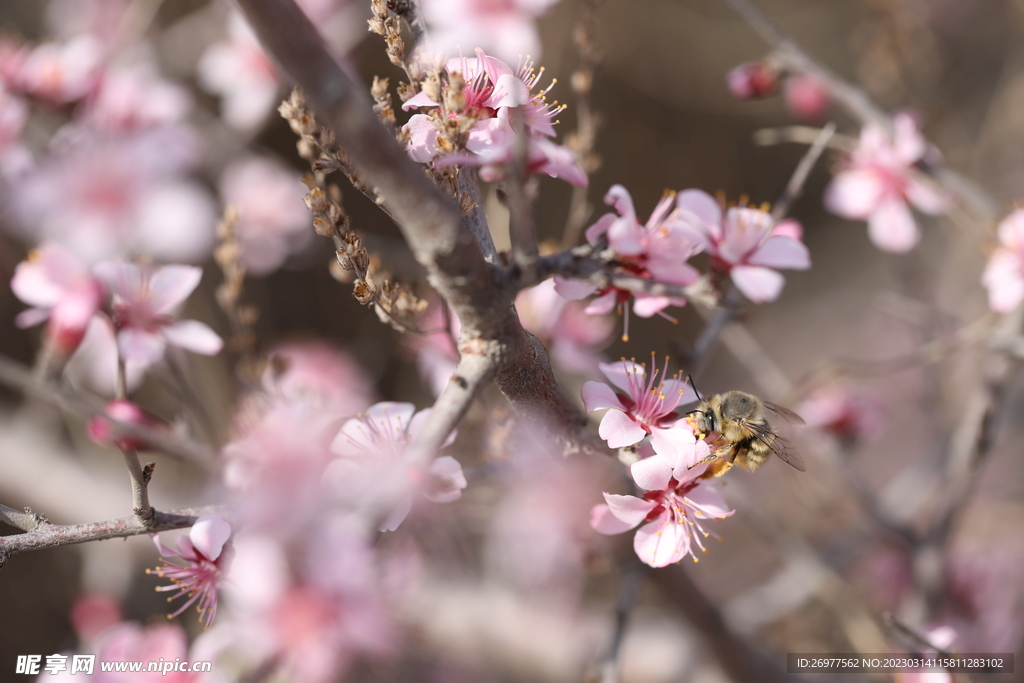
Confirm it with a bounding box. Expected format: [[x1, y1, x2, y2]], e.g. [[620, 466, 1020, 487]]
[[1, 0, 1023, 681]]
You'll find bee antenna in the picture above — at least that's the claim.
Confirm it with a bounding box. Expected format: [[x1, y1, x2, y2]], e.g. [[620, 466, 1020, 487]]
[[685, 374, 703, 403]]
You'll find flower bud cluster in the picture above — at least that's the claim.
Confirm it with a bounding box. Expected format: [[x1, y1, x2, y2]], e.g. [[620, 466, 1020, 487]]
[[368, 0, 407, 70]]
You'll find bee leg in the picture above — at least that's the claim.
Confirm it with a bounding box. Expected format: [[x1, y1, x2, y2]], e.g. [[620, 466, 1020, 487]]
[[699, 458, 733, 479]]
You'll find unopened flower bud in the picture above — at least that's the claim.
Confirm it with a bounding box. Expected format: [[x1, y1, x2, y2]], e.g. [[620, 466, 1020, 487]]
[[727, 61, 779, 100], [784, 73, 831, 122], [88, 400, 166, 451]]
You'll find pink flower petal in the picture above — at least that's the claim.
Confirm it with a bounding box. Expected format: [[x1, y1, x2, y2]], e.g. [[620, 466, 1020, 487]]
[[584, 290, 617, 315], [633, 514, 690, 568], [553, 275, 598, 300], [162, 320, 223, 356], [867, 196, 919, 252], [675, 189, 722, 239], [590, 503, 640, 534], [581, 380, 627, 413], [649, 426, 700, 469], [905, 175, 950, 215], [118, 327, 167, 365], [749, 235, 810, 270], [148, 265, 203, 314], [601, 493, 656, 528], [190, 514, 232, 561], [630, 452, 674, 491], [731, 265, 785, 303], [824, 168, 887, 220], [379, 495, 413, 533], [599, 408, 647, 448], [631, 294, 673, 318], [423, 455, 466, 503]]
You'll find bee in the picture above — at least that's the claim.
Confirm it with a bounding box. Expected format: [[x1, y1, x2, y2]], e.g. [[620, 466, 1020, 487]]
[[690, 390, 806, 478]]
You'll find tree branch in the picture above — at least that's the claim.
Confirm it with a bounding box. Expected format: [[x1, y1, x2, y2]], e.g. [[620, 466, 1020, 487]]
[[0, 505, 226, 567]]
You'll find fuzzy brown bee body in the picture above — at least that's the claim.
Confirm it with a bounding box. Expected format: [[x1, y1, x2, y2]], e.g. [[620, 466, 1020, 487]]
[[691, 390, 805, 478]]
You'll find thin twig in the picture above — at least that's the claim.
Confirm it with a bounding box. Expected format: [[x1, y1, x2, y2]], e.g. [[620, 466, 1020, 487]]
[[0, 354, 218, 467], [721, 0, 1000, 222], [0, 504, 46, 533], [771, 121, 835, 221], [0, 506, 226, 567]]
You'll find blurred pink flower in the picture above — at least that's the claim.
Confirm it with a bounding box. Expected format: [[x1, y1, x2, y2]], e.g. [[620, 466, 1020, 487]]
[[82, 62, 192, 132], [219, 154, 313, 274], [591, 443, 732, 568], [198, 2, 359, 130], [94, 262, 223, 366], [69, 621, 200, 682], [515, 278, 612, 375], [6, 35, 102, 104], [0, 84, 28, 156], [676, 188, 810, 302], [213, 523, 393, 683], [982, 209, 1024, 313], [87, 399, 167, 451], [796, 385, 882, 442], [420, 0, 561, 64], [824, 112, 950, 252], [262, 339, 375, 413], [326, 402, 464, 531], [10, 241, 103, 355], [223, 401, 343, 531], [784, 73, 830, 122], [402, 50, 585, 185], [5, 128, 216, 263], [69, 593, 123, 644], [148, 514, 234, 630], [726, 60, 779, 100], [197, 13, 278, 130], [581, 355, 697, 451]]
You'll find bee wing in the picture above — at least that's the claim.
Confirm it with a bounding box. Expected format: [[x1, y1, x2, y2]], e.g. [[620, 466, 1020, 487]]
[[743, 420, 807, 472], [763, 401, 806, 425]]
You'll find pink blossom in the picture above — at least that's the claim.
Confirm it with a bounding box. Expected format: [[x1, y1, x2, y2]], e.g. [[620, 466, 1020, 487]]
[[262, 340, 376, 413], [591, 441, 733, 567], [401, 50, 585, 186], [219, 154, 313, 274], [93, 262, 223, 366], [434, 109, 587, 186], [10, 241, 103, 355], [726, 60, 779, 100], [582, 355, 697, 451], [326, 402, 465, 531], [197, 13, 279, 130], [198, 4, 361, 130], [7, 35, 102, 104], [784, 73, 830, 122], [796, 385, 882, 442], [675, 189, 810, 302], [982, 209, 1024, 313], [5, 128, 216, 263], [515, 278, 612, 375], [824, 113, 950, 252], [223, 401, 343, 531], [87, 399, 167, 451], [212, 523, 394, 683], [556, 185, 704, 339], [69, 594, 123, 643], [82, 62, 192, 132], [420, 0, 562, 64], [148, 514, 234, 629], [72, 621, 200, 682]]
